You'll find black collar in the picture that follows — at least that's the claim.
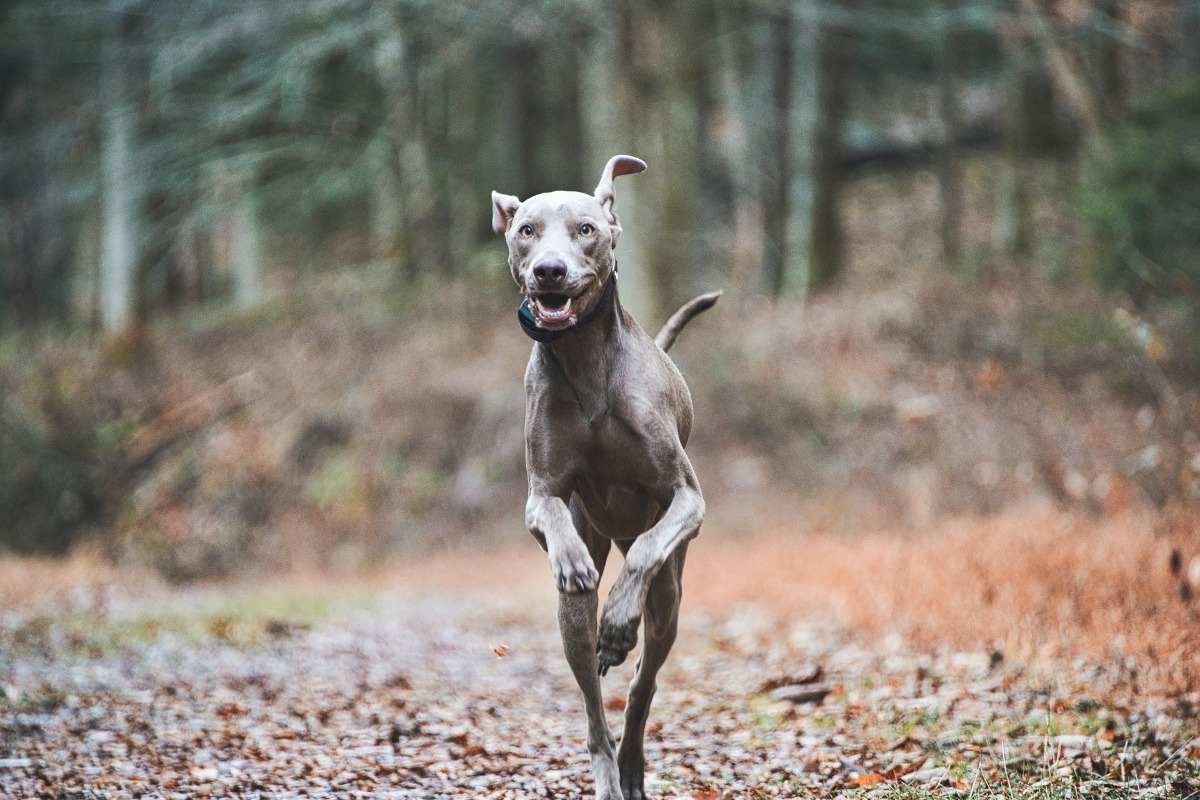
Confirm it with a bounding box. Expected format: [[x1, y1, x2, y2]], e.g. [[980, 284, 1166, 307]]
[[518, 262, 617, 343]]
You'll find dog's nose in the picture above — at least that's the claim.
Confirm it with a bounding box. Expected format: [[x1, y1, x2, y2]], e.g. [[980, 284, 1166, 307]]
[[532, 259, 568, 288]]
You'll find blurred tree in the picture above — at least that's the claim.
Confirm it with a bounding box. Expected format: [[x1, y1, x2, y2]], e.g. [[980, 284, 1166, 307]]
[[759, 0, 851, 299], [99, 0, 143, 334], [0, 0, 1195, 333], [994, 37, 1036, 259], [1016, 0, 1100, 146], [227, 174, 264, 309], [806, 0, 851, 292], [937, 0, 963, 263], [761, 2, 795, 298], [1094, 0, 1124, 118], [0, 0, 105, 327], [993, 0, 1079, 260], [606, 0, 731, 321], [1078, 75, 1200, 310]]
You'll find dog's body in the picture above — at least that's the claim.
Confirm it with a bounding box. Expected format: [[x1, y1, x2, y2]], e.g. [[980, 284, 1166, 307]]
[[492, 156, 718, 800]]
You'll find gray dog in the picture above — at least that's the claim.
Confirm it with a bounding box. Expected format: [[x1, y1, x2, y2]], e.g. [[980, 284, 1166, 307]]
[[491, 155, 718, 800]]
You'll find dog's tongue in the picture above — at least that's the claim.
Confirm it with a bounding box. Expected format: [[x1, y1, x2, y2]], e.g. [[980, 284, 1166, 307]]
[[535, 296, 574, 324]]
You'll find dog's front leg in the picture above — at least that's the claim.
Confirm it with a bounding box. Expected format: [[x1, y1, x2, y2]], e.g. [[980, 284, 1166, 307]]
[[559, 590, 623, 800], [527, 493, 622, 799], [597, 483, 704, 675], [526, 494, 599, 593]]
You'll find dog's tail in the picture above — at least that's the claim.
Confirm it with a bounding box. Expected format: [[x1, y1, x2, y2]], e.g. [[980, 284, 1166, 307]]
[[655, 291, 722, 352]]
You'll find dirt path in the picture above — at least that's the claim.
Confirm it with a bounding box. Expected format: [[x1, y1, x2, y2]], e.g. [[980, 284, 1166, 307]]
[[1, 575, 1198, 799]]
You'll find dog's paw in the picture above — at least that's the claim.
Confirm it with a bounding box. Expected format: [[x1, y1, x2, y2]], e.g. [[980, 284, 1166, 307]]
[[597, 593, 640, 675], [620, 773, 646, 800], [549, 545, 598, 594], [597, 616, 639, 676], [618, 749, 647, 800]]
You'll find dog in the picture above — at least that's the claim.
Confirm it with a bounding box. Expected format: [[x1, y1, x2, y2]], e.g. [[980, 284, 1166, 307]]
[[491, 155, 719, 800]]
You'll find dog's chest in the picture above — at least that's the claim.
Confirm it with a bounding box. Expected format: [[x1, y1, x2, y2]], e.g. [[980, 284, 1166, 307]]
[[571, 415, 663, 536], [575, 466, 658, 540]]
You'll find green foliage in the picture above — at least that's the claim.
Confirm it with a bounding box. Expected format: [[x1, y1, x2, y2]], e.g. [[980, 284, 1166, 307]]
[[1027, 311, 1125, 353], [0, 362, 133, 555], [849, 0, 1004, 84], [1078, 75, 1200, 308]]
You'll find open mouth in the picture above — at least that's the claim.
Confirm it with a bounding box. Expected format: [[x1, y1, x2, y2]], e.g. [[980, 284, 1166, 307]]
[[531, 293, 575, 325]]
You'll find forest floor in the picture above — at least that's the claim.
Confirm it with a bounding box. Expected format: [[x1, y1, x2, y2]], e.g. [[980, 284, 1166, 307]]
[[2, 541, 1199, 800]]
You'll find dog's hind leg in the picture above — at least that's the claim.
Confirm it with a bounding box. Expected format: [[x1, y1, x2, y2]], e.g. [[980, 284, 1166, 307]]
[[617, 543, 687, 800], [558, 504, 622, 799]]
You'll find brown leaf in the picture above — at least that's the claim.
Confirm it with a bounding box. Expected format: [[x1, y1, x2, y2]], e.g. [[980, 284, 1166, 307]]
[[491, 643, 509, 658], [382, 673, 412, 690], [881, 755, 927, 780], [757, 665, 823, 693]]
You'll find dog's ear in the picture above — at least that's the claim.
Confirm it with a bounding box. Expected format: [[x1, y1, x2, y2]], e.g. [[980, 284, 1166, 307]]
[[491, 191, 521, 235], [594, 155, 646, 240]]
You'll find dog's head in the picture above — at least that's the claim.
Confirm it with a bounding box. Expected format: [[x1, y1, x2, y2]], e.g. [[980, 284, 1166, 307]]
[[491, 155, 646, 331]]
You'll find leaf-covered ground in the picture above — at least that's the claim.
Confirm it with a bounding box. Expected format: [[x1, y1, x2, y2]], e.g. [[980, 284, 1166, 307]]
[[1, 565, 1198, 800]]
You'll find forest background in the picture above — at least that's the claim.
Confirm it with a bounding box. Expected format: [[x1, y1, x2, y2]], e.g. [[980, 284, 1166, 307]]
[[2, 0, 1200, 688]]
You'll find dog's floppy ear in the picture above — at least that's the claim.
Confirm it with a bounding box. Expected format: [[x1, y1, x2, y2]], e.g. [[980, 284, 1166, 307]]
[[594, 155, 646, 240], [491, 191, 521, 235]]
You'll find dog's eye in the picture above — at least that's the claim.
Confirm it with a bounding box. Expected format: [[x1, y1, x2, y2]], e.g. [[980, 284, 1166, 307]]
[[519, 224, 535, 237], [579, 223, 596, 236]]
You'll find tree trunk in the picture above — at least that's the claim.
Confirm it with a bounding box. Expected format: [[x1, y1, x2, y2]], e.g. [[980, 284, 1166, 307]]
[[230, 184, 262, 310], [607, 1, 671, 324], [370, 15, 405, 275], [510, 22, 541, 198], [1016, 0, 1100, 147], [807, 4, 849, 292], [1095, 0, 1124, 118], [937, 0, 964, 263], [99, 5, 140, 335], [994, 41, 1034, 260], [582, 6, 656, 324], [556, 33, 587, 194], [369, 136, 403, 272], [761, 7, 792, 299]]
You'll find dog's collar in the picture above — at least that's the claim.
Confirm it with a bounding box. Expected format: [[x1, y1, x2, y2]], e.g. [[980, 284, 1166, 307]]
[[518, 261, 617, 344]]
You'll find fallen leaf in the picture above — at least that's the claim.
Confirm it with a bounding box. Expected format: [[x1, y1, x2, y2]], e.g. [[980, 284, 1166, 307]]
[[757, 665, 823, 693], [382, 673, 412, 690], [492, 644, 509, 658], [881, 755, 927, 780]]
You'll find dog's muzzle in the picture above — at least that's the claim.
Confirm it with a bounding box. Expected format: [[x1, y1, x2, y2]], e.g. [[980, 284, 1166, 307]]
[[518, 263, 617, 343]]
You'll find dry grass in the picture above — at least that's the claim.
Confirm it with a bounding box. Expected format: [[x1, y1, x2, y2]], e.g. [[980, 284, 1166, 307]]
[[0, 553, 163, 616], [336, 502, 1200, 693], [3, 504, 1199, 698], [683, 505, 1200, 692]]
